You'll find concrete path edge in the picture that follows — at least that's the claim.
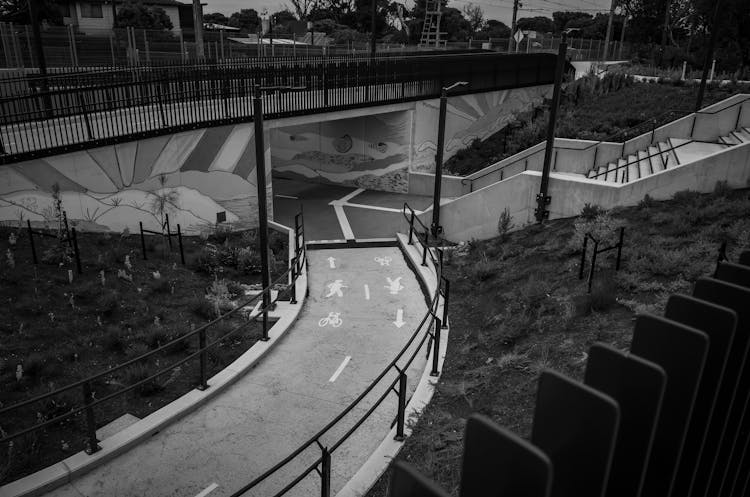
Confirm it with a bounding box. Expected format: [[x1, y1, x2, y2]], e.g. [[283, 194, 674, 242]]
[[334, 232, 450, 497], [0, 222, 309, 497]]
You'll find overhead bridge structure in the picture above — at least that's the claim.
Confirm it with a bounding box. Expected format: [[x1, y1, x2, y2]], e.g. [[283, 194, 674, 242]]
[[0, 52, 556, 234]]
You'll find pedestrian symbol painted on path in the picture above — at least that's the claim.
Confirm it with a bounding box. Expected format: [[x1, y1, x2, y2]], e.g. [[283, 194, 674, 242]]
[[319, 312, 343, 328], [325, 280, 347, 298], [385, 277, 404, 295], [374, 256, 392, 266]]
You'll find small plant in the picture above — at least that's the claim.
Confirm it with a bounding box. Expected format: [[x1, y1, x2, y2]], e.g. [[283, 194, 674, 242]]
[[237, 247, 261, 274], [8, 232, 17, 246], [638, 194, 656, 209], [580, 203, 606, 220], [117, 269, 133, 282], [713, 180, 732, 197], [206, 278, 233, 315], [497, 208, 514, 239], [122, 363, 164, 397], [150, 174, 180, 233], [5, 249, 15, 269]]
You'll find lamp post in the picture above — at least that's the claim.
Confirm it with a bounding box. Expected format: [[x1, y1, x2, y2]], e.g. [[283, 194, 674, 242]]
[[535, 34, 567, 223], [430, 81, 468, 239], [695, 0, 721, 112], [252, 84, 305, 340]]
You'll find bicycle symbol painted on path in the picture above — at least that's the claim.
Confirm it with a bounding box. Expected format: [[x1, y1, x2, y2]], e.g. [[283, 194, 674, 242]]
[[374, 256, 392, 266], [319, 312, 343, 328]]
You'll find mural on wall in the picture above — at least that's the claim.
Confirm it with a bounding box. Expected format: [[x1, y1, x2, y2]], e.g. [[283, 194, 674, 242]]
[[411, 85, 553, 173], [0, 124, 272, 234], [270, 110, 413, 193]]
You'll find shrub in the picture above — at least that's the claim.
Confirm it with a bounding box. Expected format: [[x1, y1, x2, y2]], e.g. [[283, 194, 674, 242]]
[[207, 278, 233, 315], [122, 363, 164, 396], [713, 180, 732, 197], [580, 203, 606, 220], [240, 229, 258, 247], [226, 280, 245, 299], [570, 212, 623, 251], [471, 257, 499, 282], [672, 189, 701, 206], [102, 326, 127, 353], [192, 297, 218, 321], [194, 244, 220, 274], [590, 273, 617, 311], [497, 208, 513, 239], [41, 245, 71, 265], [140, 326, 169, 350], [237, 247, 261, 274]]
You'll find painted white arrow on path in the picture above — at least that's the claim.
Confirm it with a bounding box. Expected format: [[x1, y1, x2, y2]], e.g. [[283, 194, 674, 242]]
[[393, 309, 405, 328], [328, 257, 336, 269]]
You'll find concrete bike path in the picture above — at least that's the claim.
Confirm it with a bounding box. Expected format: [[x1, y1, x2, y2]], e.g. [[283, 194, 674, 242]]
[[45, 247, 429, 497]]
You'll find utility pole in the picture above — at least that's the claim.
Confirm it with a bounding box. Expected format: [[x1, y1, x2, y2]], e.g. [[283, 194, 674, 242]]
[[508, 0, 520, 53], [253, 85, 271, 341], [602, 0, 616, 61], [431, 81, 468, 238], [536, 34, 567, 224], [370, 0, 377, 56], [192, 0, 204, 59], [695, 0, 722, 112]]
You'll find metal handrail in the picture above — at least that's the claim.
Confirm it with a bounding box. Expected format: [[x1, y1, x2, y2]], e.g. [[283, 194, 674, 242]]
[[229, 204, 448, 497], [588, 138, 704, 180], [0, 217, 307, 448]]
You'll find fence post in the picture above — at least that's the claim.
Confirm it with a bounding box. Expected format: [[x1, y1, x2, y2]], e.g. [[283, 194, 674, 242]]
[[321, 446, 332, 497], [395, 371, 407, 441], [177, 224, 185, 265], [71, 228, 82, 274], [579, 235, 588, 279], [431, 318, 441, 376], [261, 287, 269, 341], [27, 220, 37, 264], [139, 222, 147, 260], [615, 227, 624, 271], [290, 255, 298, 305], [77, 91, 93, 140], [82, 382, 101, 454], [197, 327, 208, 390], [441, 278, 449, 328], [164, 213, 172, 249], [407, 210, 414, 244], [587, 240, 599, 293]]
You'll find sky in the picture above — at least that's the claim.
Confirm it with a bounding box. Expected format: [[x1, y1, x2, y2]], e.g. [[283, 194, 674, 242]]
[[201, 0, 615, 28]]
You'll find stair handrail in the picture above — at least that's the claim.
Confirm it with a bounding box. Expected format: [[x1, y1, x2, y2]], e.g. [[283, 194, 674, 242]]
[[588, 138, 705, 181]]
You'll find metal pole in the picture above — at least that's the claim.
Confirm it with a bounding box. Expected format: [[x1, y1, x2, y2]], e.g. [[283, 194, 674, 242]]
[[602, 0, 615, 62], [618, 15, 627, 60], [395, 371, 407, 441], [508, 0, 519, 52], [536, 34, 567, 223], [321, 447, 331, 497], [253, 86, 271, 342], [430, 87, 447, 238], [695, 0, 721, 112], [192, 0, 204, 59], [370, 0, 377, 56], [27, 0, 51, 116], [431, 318, 441, 376]]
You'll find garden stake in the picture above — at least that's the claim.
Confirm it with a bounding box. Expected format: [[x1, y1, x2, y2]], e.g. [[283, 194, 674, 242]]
[[27, 220, 37, 264], [198, 328, 208, 390], [82, 382, 101, 454], [177, 224, 185, 265], [395, 371, 407, 441], [139, 222, 147, 260], [63, 211, 72, 248], [579, 235, 589, 280], [164, 213, 172, 250], [431, 318, 441, 376], [72, 228, 82, 274], [615, 227, 625, 270], [588, 240, 599, 293]]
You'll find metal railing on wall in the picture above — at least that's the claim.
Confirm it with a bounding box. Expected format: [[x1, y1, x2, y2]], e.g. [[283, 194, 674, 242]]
[[227, 203, 450, 497], [0, 214, 307, 478], [0, 52, 556, 164]]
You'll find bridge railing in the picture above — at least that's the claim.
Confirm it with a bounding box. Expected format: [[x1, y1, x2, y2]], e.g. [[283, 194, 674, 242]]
[[0, 52, 556, 164]]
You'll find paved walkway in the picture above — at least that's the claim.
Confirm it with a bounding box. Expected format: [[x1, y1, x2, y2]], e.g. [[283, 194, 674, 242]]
[[46, 247, 428, 497], [272, 178, 433, 241]]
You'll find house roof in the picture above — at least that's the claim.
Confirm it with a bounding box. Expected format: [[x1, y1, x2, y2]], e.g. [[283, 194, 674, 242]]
[[61, 0, 189, 6]]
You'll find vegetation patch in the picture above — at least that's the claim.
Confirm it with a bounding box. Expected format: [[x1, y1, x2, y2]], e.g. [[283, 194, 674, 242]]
[[367, 187, 750, 496], [0, 223, 288, 484]]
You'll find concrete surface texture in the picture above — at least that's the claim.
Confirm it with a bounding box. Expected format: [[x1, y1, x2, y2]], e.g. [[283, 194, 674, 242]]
[[41, 247, 429, 497]]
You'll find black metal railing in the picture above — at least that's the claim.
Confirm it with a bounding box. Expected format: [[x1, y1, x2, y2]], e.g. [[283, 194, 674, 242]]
[[0, 214, 307, 463], [578, 227, 625, 292], [228, 204, 449, 497], [0, 52, 556, 164]]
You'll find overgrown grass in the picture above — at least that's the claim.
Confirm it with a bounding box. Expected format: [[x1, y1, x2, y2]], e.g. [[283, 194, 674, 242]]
[[366, 187, 750, 497]]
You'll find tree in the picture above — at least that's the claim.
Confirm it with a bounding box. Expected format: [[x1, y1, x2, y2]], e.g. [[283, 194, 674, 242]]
[[353, 0, 389, 37], [309, 0, 356, 26], [440, 6, 472, 41], [0, 0, 63, 24], [462, 3, 484, 33], [516, 16, 555, 34], [204, 12, 229, 25], [288, 0, 318, 20], [228, 8, 260, 32], [272, 9, 297, 24], [115, 2, 173, 30], [476, 19, 510, 39], [552, 11, 592, 33]]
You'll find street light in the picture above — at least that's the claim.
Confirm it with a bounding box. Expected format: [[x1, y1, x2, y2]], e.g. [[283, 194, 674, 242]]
[[430, 81, 468, 239], [252, 84, 305, 340]]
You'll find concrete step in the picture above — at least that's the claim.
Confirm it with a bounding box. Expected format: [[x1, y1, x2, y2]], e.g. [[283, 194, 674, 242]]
[[637, 150, 651, 178], [587, 168, 596, 179], [617, 158, 628, 183], [656, 142, 676, 169], [648, 145, 664, 172], [733, 129, 750, 143], [596, 165, 608, 179], [605, 161, 617, 182], [627, 154, 640, 182], [720, 133, 741, 145]]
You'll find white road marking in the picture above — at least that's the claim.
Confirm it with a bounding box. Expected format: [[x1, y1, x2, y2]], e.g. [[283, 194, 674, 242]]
[[374, 256, 392, 266], [325, 279, 346, 297], [327, 257, 337, 269], [338, 188, 365, 203], [333, 203, 355, 240], [393, 309, 405, 328], [329, 356, 352, 382], [337, 202, 422, 215], [385, 277, 404, 295], [194, 483, 219, 497], [275, 194, 299, 200], [364, 284, 370, 300]]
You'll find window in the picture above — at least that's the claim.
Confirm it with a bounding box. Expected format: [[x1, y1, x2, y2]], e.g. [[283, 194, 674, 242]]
[[80, 2, 103, 18]]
